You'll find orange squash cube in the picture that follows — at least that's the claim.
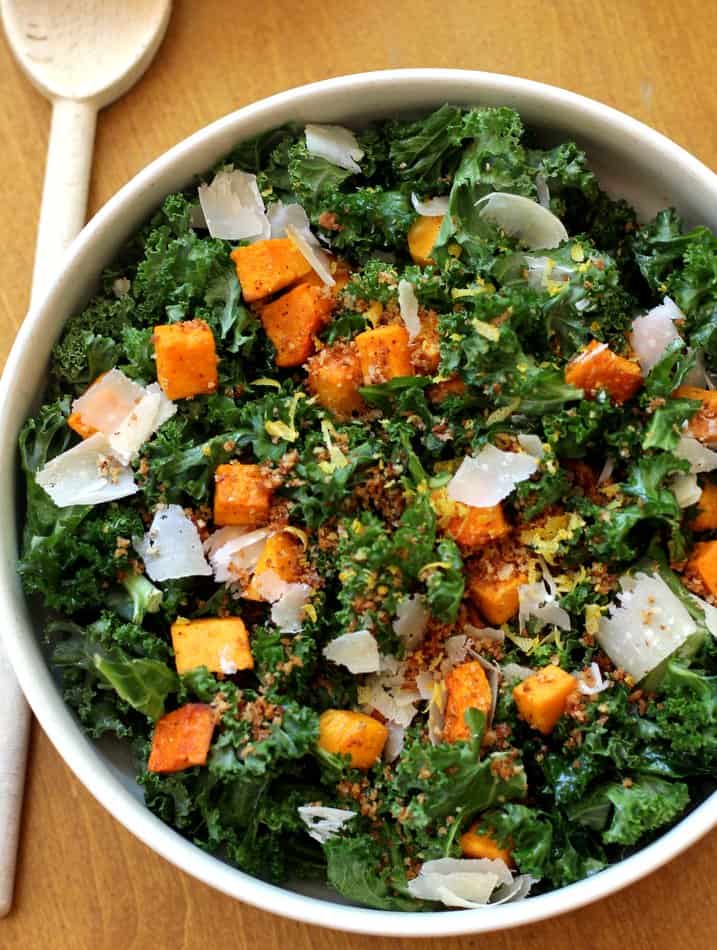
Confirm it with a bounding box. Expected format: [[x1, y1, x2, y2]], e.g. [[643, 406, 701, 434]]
[[260, 282, 334, 367], [244, 531, 305, 601], [153, 319, 219, 400], [408, 215, 444, 266], [171, 616, 253, 675], [691, 482, 717, 531], [67, 410, 97, 439], [443, 661, 493, 743], [686, 540, 717, 597], [431, 487, 511, 550], [460, 825, 513, 864], [306, 341, 366, 418], [147, 703, 216, 774], [230, 238, 312, 303], [513, 666, 577, 734], [214, 463, 273, 527], [674, 386, 717, 443], [468, 568, 526, 625], [354, 325, 414, 384], [318, 709, 388, 769], [565, 340, 642, 405]]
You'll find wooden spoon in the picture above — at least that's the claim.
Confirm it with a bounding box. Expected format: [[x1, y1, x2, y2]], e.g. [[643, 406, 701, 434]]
[[0, 0, 172, 914]]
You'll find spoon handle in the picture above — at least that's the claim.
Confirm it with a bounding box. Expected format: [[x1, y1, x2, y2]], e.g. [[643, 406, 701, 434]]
[[0, 649, 31, 916], [0, 95, 98, 917], [30, 98, 97, 308]]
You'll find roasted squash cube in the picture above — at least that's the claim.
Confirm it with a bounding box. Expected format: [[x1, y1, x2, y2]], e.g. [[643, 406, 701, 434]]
[[355, 325, 414, 384], [153, 319, 219, 400], [147, 703, 216, 774], [468, 568, 526, 625], [691, 482, 717, 531], [460, 825, 513, 864], [565, 340, 642, 405], [214, 463, 273, 527], [171, 616, 253, 675], [260, 282, 334, 367], [230, 238, 312, 303], [686, 539, 717, 597], [513, 666, 577, 734], [431, 487, 511, 550], [443, 661, 493, 743], [306, 341, 365, 418], [427, 376, 467, 403], [674, 386, 717, 443], [244, 531, 305, 601], [408, 215, 444, 266], [318, 709, 388, 769]]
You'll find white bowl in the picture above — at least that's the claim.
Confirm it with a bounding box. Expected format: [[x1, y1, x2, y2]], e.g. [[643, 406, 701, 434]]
[[1, 69, 716, 937]]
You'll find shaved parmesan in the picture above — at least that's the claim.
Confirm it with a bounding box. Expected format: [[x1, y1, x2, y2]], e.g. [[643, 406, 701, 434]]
[[427, 680, 447, 744], [297, 805, 355, 843], [518, 563, 571, 633], [416, 670, 437, 700], [578, 662, 609, 696], [598, 456, 615, 485], [112, 276, 131, 298], [135, 505, 212, 582], [691, 594, 717, 638], [323, 630, 380, 674], [441, 634, 471, 671], [675, 435, 717, 473], [411, 193, 450, 217], [465, 624, 505, 643], [286, 223, 335, 286], [501, 662, 534, 683], [447, 444, 538, 508], [671, 473, 702, 508], [398, 279, 420, 340], [476, 192, 568, 250], [267, 201, 311, 238], [393, 594, 429, 651], [472, 653, 501, 724], [523, 256, 573, 291], [630, 298, 682, 374], [70, 370, 176, 464], [535, 173, 550, 209], [271, 583, 312, 633], [197, 168, 269, 241], [383, 722, 406, 762], [407, 858, 513, 908], [204, 527, 271, 583], [72, 369, 145, 434], [305, 123, 364, 173], [517, 433, 544, 459], [36, 433, 138, 507], [597, 572, 697, 680]]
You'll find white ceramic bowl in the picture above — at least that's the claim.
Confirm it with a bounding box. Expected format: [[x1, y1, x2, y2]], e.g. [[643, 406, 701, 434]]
[[1, 69, 716, 937]]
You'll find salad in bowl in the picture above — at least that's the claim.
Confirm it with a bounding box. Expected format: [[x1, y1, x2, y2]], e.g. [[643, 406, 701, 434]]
[[18, 103, 717, 911]]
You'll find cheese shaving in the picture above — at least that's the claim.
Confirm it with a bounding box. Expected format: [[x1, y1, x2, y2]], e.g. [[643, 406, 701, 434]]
[[475, 192, 568, 250], [35, 433, 138, 508], [305, 124, 364, 173], [447, 444, 538, 508], [322, 629, 380, 674], [197, 168, 270, 241], [134, 505, 212, 582], [397, 279, 421, 340]]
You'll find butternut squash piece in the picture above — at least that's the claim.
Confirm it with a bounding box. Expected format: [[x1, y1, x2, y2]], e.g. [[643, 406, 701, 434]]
[[67, 410, 97, 440], [565, 340, 642, 405], [147, 703, 216, 774], [691, 482, 717, 531], [306, 341, 365, 418], [355, 325, 414, 384], [468, 568, 526, 625], [153, 319, 219, 400], [513, 666, 577, 734], [408, 215, 444, 266], [230, 238, 312, 302], [428, 376, 467, 403], [318, 709, 388, 769], [686, 539, 717, 597], [431, 487, 511, 549], [460, 825, 513, 864], [260, 282, 334, 367], [443, 661, 493, 743], [244, 531, 305, 601], [171, 616, 253, 675], [674, 386, 717, 442], [214, 462, 273, 527]]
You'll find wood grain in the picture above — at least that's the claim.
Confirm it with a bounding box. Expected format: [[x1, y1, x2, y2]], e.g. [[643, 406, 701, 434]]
[[1, 1, 716, 946]]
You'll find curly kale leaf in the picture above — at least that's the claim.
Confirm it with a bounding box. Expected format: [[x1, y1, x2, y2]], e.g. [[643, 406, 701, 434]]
[[568, 776, 690, 846], [324, 833, 424, 911]]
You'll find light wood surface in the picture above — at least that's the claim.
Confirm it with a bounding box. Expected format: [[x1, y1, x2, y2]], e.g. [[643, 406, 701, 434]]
[[1, 1, 716, 946]]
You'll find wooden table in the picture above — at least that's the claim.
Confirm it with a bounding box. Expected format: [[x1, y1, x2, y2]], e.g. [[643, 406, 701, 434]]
[[1, 1, 716, 946]]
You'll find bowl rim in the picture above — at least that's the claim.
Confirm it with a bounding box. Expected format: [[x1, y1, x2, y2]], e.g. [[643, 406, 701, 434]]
[[1, 67, 716, 937]]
